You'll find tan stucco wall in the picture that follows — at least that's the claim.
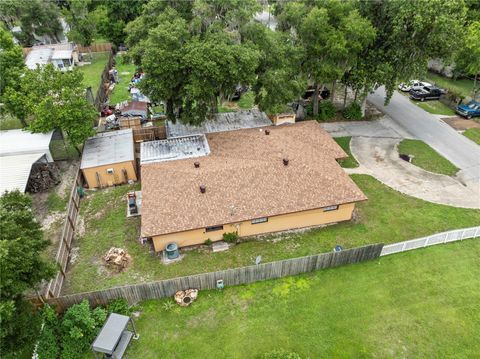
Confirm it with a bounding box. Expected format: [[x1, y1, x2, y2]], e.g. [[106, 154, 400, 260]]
[[82, 160, 137, 188], [151, 203, 355, 251]]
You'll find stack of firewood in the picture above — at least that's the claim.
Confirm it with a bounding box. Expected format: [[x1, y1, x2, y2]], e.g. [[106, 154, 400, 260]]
[[27, 163, 61, 193]]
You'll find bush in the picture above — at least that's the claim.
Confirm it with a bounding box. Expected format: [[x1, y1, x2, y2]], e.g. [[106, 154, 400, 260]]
[[60, 300, 107, 359], [36, 327, 59, 359], [261, 350, 302, 359], [222, 232, 239, 243], [306, 101, 336, 121], [107, 298, 131, 316], [342, 102, 363, 120], [204, 238, 212, 246]]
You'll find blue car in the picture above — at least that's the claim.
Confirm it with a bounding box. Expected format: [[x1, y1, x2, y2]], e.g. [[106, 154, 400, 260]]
[[456, 100, 480, 119]]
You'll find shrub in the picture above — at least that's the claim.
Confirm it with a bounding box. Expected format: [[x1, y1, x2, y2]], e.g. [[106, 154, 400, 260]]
[[204, 238, 213, 246], [107, 298, 131, 316], [318, 101, 337, 121], [342, 102, 363, 120], [261, 349, 302, 359], [222, 232, 238, 243], [36, 327, 59, 359], [60, 300, 107, 359], [162, 300, 175, 312]]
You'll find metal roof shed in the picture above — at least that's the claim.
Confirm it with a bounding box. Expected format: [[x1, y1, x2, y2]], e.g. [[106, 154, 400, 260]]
[[92, 313, 138, 359]]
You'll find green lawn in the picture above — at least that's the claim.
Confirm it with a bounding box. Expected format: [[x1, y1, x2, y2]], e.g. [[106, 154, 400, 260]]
[[425, 72, 476, 98], [218, 91, 256, 113], [463, 128, 480, 145], [127, 239, 480, 358], [77, 52, 110, 94], [108, 54, 137, 105], [333, 137, 359, 168], [398, 139, 459, 176], [416, 100, 455, 116], [63, 175, 480, 294]]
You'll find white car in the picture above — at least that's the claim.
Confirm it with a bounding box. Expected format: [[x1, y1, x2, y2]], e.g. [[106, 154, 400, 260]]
[[398, 80, 433, 92]]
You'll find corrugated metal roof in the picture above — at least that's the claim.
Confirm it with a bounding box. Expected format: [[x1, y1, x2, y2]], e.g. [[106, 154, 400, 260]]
[[140, 134, 210, 165], [166, 109, 272, 138], [25, 48, 53, 69], [81, 129, 134, 169], [0, 153, 45, 194], [51, 49, 73, 60], [0, 129, 54, 162]]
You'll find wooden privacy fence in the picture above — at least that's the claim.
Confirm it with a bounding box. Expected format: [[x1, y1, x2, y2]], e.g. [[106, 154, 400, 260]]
[[77, 43, 112, 53], [93, 51, 115, 111], [45, 243, 384, 312], [44, 168, 84, 299], [380, 226, 480, 256]]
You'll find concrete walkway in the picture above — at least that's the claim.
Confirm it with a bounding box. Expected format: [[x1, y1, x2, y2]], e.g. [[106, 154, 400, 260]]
[[347, 137, 480, 209], [320, 116, 413, 139], [368, 87, 480, 184]]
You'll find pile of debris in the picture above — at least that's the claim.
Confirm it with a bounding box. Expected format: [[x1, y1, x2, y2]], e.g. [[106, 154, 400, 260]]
[[26, 162, 61, 192], [103, 247, 132, 271], [174, 289, 198, 307]]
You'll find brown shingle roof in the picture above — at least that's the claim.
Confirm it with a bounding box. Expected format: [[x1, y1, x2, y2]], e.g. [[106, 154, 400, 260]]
[[141, 121, 367, 237]]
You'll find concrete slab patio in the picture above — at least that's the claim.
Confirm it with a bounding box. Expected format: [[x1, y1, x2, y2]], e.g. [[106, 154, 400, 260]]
[[348, 137, 480, 209]]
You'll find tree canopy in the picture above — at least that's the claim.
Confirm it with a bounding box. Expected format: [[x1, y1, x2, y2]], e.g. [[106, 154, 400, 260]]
[[0, 24, 25, 99], [0, 190, 55, 356], [3, 65, 96, 148]]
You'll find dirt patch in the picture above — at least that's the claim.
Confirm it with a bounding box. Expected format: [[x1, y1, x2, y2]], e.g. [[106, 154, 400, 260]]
[[442, 117, 480, 131], [41, 212, 65, 231]]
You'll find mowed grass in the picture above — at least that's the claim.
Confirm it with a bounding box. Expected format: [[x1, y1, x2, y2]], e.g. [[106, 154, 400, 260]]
[[108, 54, 136, 105], [127, 239, 480, 358], [463, 128, 480, 145], [63, 175, 480, 294], [426, 71, 476, 98], [77, 52, 110, 94], [416, 100, 455, 116], [333, 137, 359, 168], [398, 139, 459, 176]]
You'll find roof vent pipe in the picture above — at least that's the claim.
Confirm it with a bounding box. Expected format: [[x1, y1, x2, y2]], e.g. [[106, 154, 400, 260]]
[[200, 185, 206, 193], [265, 129, 270, 135], [194, 161, 200, 168], [283, 158, 289, 166]]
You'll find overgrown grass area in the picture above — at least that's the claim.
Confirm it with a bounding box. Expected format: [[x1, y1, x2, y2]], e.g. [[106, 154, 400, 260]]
[[425, 71, 476, 98], [77, 52, 110, 94], [333, 137, 359, 168], [127, 239, 480, 358], [463, 128, 480, 145], [218, 91, 256, 113], [63, 175, 480, 294], [416, 100, 455, 116], [108, 54, 136, 105], [398, 139, 459, 176], [0, 113, 24, 130]]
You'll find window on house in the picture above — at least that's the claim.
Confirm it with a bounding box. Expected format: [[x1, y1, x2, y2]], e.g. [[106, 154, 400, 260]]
[[206, 225, 224, 232], [251, 217, 268, 224], [63, 58, 71, 67], [323, 205, 339, 212]]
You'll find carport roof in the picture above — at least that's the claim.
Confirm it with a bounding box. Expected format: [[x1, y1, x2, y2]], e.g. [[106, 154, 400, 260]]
[[0, 153, 46, 194]]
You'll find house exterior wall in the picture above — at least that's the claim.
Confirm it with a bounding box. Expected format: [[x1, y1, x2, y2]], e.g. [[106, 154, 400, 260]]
[[150, 202, 356, 251], [82, 160, 137, 188]]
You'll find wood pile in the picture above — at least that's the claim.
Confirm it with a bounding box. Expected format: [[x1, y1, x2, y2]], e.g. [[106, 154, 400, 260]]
[[174, 289, 198, 307], [26, 162, 61, 193], [104, 247, 132, 272]]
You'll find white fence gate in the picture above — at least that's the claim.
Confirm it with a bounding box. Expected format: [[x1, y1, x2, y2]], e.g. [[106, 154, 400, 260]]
[[380, 226, 480, 256]]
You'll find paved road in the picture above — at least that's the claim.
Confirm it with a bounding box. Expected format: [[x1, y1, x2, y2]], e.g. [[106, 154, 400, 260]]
[[348, 137, 480, 208], [368, 87, 480, 183], [320, 117, 412, 139]]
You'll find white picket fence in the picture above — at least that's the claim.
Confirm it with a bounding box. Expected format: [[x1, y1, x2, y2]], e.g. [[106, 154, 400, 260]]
[[380, 226, 480, 256]]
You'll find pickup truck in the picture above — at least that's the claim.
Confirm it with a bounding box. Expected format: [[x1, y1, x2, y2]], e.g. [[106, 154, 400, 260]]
[[456, 100, 480, 119], [409, 86, 443, 101], [398, 80, 432, 92]]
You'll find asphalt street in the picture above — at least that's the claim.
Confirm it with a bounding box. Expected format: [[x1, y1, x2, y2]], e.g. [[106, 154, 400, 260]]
[[368, 87, 480, 183]]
